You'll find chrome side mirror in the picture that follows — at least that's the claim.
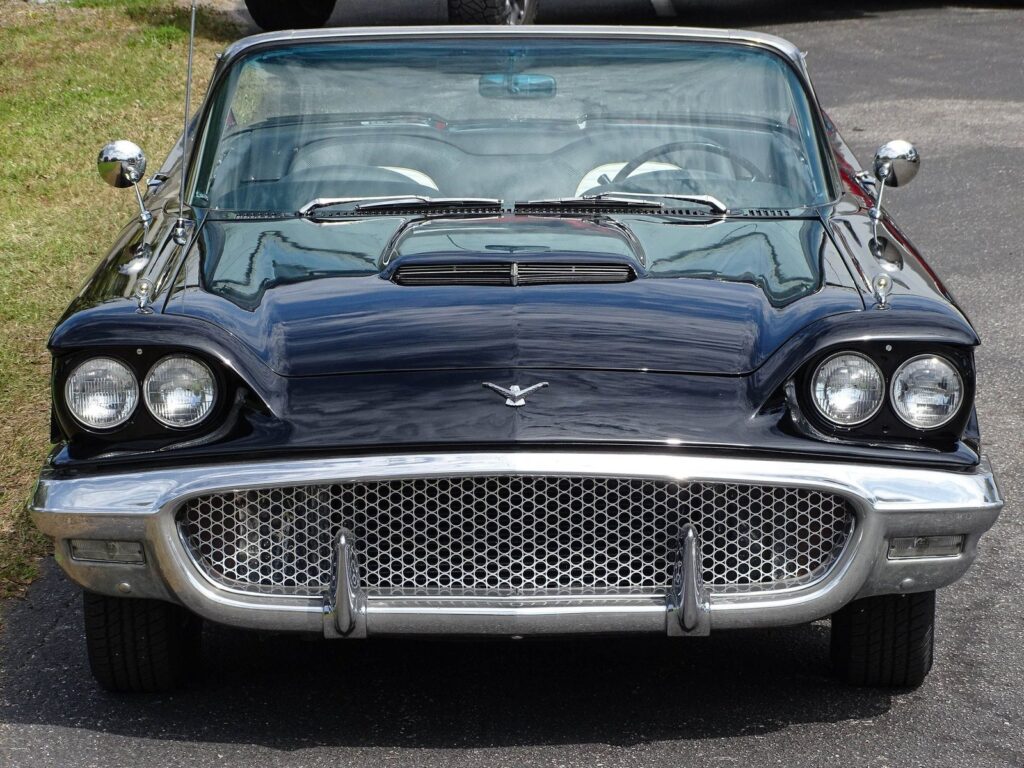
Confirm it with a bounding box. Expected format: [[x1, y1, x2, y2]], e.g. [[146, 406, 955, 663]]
[[98, 140, 148, 188], [869, 140, 920, 220], [97, 140, 152, 227], [873, 140, 920, 188]]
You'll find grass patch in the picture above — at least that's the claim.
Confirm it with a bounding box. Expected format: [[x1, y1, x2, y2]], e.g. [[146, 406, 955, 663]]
[[0, 1, 240, 602]]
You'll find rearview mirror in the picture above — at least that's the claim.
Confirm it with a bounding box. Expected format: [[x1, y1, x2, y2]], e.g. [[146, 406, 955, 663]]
[[869, 139, 920, 222], [873, 140, 920, 188], [97, 140, 152, 227], [479, 73, 556, 100], [97, 140, 148, 189]]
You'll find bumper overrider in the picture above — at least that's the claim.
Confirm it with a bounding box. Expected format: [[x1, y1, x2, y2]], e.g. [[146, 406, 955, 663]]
[[30, 452, 1002, 638]]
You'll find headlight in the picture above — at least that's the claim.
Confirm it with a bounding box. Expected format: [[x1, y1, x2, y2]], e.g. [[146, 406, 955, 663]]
[[144, 355, 217, 428], [64, 357, 139, 429], [811, 352, 884, 426], [891, 355, 963, 429]]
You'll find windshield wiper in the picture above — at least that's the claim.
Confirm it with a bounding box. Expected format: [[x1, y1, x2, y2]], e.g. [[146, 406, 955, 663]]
[[593, 192, 730, 215], [300, 196, 503, 217], [517, 193, 729, 216]]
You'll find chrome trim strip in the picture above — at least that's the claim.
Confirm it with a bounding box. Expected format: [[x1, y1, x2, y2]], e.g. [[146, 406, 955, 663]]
[[218, 26, 810, 72]]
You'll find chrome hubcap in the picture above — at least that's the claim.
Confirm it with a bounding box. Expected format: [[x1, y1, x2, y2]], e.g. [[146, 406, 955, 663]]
[[507, 0, 529, 24]]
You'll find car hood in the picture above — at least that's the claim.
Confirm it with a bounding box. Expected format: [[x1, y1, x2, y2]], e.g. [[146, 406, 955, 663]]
[[167, 216, 863, 376]]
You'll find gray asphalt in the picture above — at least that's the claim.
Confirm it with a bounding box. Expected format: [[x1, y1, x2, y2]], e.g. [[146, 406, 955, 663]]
[[3, 2, 1023, 766]]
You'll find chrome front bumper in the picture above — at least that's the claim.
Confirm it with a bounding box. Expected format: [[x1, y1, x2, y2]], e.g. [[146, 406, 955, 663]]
[[30, 452, 1003, 637]]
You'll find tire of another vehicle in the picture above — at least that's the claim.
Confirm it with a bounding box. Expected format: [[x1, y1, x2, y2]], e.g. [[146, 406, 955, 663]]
[[830, 590, 936, 688], [244, 0, 337, 32], [448, 0, 538, 24], [83, 591, 202, 693]]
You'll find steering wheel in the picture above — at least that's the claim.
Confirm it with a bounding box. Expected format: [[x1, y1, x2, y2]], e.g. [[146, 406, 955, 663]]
[[612, 141, 767, 185]]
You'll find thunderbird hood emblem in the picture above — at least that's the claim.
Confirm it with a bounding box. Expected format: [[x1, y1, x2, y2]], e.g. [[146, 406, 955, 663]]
[[482, 381, 549, 407]]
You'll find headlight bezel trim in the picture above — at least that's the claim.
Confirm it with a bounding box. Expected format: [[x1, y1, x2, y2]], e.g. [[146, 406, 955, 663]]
[[889, 353, 964, 431], [791, 341, 976, 449], [53, 346, 233, 451]]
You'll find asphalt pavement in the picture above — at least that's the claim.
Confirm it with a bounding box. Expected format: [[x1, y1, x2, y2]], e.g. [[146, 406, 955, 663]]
[[2, 2, 1023, 766]]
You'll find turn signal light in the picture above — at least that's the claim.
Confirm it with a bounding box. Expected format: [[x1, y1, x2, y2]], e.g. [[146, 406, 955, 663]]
[[887, 535, 964, 560], [69, 539, 146, 564]]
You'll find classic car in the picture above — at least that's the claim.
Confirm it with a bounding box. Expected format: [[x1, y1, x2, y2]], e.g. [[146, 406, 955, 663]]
[[30, 25, 1003, 693], [244, 0, 537, 30]]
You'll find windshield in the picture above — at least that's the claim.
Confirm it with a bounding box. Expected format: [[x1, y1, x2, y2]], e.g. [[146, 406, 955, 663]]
[[193, 38, 833, 213]]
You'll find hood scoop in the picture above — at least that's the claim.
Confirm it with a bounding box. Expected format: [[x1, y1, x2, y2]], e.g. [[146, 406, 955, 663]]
[[392, 261, 636, 287]]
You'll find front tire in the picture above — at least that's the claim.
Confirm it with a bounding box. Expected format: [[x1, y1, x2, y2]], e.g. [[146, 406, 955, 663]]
[[244, 0, 336, 31], [448, 0, 538, 24], [830, 591, 935, 688], [83, 591, 202, 693]]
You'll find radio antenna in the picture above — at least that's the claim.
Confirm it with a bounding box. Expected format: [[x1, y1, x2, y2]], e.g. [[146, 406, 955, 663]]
[[173, 0, 198, 245]]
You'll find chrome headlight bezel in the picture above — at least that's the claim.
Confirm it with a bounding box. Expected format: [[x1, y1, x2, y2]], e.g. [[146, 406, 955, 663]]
[[890, 353, 964, 430], [809, 351, 886, 427], [63, 356, 140, 430], [143, 354, 219, 429]]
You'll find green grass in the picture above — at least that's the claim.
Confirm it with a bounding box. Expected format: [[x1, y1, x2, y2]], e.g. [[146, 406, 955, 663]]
[[0, 1, 240, 602]]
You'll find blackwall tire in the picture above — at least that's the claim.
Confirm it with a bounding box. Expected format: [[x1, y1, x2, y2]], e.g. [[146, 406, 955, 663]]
[[830, 590, 936, 688], [83, 591, 202, 693]]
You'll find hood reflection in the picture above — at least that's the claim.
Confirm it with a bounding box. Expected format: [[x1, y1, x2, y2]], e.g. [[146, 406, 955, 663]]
[[178, 215, 858, 376]]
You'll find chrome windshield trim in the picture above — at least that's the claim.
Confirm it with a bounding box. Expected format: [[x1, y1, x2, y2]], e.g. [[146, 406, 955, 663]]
[[217, 26, 809, 72]]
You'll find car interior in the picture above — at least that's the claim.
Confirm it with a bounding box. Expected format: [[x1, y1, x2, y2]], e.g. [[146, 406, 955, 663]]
[[205, 117, 822, 211]]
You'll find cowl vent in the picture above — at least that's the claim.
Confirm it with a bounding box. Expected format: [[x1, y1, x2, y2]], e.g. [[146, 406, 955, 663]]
[[740, 208, 794, 218], [393, 262, 635, 287]]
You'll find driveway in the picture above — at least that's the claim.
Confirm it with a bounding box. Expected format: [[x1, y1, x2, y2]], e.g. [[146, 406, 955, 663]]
[[2, 3, 1023, 766]]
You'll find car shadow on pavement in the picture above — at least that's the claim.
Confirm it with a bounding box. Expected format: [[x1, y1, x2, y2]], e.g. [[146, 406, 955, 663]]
[[0, 559, 895, 750]]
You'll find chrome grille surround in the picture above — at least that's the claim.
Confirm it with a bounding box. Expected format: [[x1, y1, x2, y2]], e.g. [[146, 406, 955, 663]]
[[177, 476, 854, 598]]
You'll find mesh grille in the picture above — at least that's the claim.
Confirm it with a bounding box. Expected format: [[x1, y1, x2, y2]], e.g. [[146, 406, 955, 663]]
[[178, 477, 853, 596]]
